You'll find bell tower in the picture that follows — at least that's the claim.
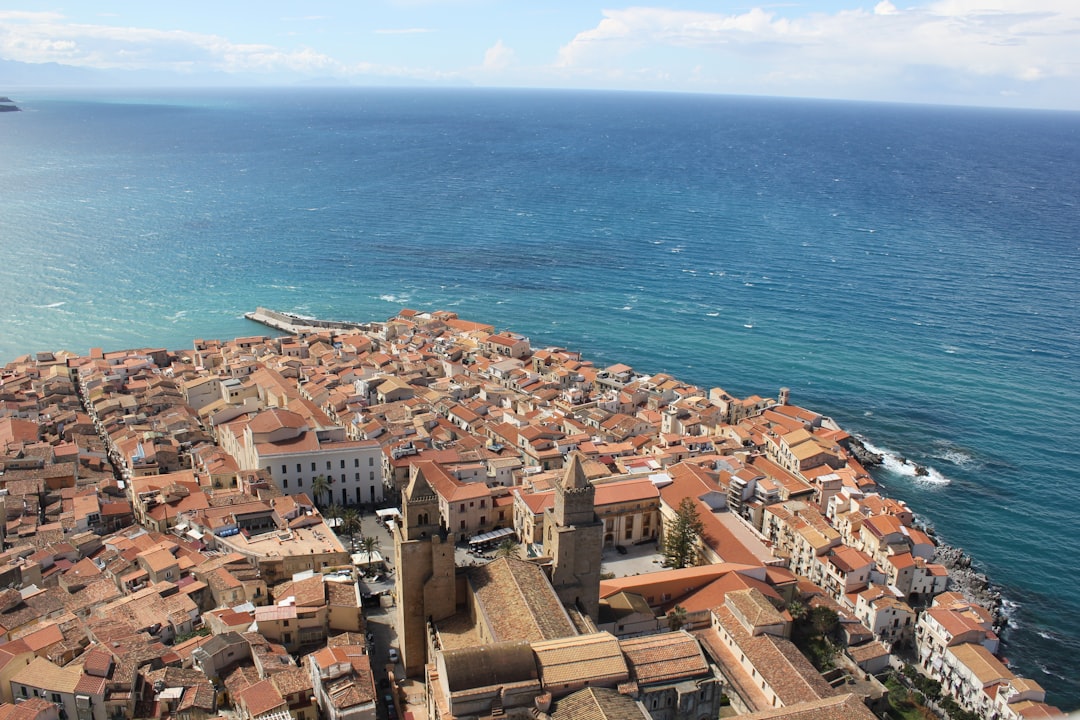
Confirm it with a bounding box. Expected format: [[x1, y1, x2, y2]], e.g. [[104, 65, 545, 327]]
[[394, 462, 456, 677], [542, 452, 603, 619]]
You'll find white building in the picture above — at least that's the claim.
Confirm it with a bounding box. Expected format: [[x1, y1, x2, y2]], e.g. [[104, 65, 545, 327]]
[[219, 407, 384, 506]]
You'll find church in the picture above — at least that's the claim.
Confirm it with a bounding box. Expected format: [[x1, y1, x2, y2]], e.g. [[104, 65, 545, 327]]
[[392, 453, 725, 720]]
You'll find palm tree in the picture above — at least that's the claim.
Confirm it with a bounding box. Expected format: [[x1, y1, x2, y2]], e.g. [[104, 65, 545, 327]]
[[360, 535, 381, 572], [341, 508, 361, 544], [495, 538, 520, 559], [310, 475, 330, 508], [326, 503, 343, 531]]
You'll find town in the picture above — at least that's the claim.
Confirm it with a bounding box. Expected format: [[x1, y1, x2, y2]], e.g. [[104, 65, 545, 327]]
[[0, 307, 1059, 720]]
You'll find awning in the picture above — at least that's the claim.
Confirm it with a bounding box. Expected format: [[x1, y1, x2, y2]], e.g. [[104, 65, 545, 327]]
[[376, 508, 402, 519], [468, 527, 515, 546]]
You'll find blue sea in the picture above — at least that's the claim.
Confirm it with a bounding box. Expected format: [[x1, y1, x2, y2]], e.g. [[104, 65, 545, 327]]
[[1, 88, 1078, 707]]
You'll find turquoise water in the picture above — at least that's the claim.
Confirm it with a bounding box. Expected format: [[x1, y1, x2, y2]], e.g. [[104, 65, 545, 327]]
[[1, 89, 1078, 706]]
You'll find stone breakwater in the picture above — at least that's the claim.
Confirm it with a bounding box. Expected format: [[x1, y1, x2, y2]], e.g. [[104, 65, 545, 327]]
[[933, 544, 1007, 630]]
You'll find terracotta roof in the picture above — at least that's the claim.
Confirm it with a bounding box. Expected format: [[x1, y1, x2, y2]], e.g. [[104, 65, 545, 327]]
[[11, 656, 81, 693], [948, 643, 1012, 685], [550, 686, 648, 720], [248, 408, 307, 434], [532, 631, 628, 688], [708, 605, 834, 707], [739, 693, 878, 720], [619, 630, 709, 686], [236, 678, 287, 717], [469, 557, 577, 643]]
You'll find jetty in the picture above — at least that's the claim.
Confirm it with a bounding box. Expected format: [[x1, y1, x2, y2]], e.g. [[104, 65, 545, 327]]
[[244, 307, 367, 335]]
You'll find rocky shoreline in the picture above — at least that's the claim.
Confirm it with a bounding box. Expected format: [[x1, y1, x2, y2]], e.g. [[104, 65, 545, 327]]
[[0, 96, 19, 112], [933, 543, 1007, 631], [846, 435, 884, 467]]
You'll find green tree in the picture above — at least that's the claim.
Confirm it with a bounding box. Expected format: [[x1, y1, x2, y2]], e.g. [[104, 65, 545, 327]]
[[787, 599, 808, 623], [667, 604, 688, 632], [310, 475, 330, 508], [809, 606, 839, 639], [496, 538, 521, 559], [327, 503, 343, 528], [341, 507, 361, 543], [662, 497, 705, 569], [360, 535, 381, 571]]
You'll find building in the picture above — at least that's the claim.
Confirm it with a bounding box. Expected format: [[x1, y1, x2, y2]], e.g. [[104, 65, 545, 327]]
[[218, 407, 384, 507], [542, 453, 603, 620], [308, 645, 377, 720]]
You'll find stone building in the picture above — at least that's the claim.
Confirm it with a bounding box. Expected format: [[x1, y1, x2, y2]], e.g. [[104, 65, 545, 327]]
[[541, 453, 603, 620]]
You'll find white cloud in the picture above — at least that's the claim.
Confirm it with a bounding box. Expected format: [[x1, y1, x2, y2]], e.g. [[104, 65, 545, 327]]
[[554, 1, 1080, 95], [0, 13, 343, 73], [482, 39, 515, 71]]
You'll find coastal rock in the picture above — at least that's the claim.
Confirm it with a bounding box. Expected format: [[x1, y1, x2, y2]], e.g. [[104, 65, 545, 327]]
[[933, 544, 1007, 630], [847, 437, 883, 466], [0, 97, 19, 112]]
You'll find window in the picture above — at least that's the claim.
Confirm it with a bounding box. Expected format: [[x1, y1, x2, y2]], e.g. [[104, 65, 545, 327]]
[[298, 479, 304, 487], [355, 473, 360, 480], [369, 457, 374, 466], [327, 461, 332, 470], [370, 472, 375, 481], [625, 526, 633, 540], [20, 687, 26, 698], [460, 520, 466, 529], [480, 516, 486, 525], [297, 463, 302, 472], [283, 479, 289, 488], [52, 694, 61, 703], [341, 474, 346, 483], [355, 458, 360, 467], [469, 501, 474, 508], [480, 500, 486, 508], [311, 462, 316, 471], [281, 464, 287, 474], [460, 504, 465, 512]]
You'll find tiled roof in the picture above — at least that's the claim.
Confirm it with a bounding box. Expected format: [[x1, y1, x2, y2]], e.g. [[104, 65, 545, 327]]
[[237, 678, 287, 717], [11, 656, 81, 693], [469, 557, 577, 643], [725, 588, 786, 630], [619, 630, 709, 686], [550, 686, 648, 720], [74, 673, 107, 696], [270, 666, 313, 697], [711, 606, 834, 706], [739, 692, 878, 720], [532, 631, 628, 688]]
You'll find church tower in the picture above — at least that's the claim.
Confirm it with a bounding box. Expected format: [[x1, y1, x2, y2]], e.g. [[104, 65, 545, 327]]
[[394, 462, 456, 677], [542, 452, 603, 619]]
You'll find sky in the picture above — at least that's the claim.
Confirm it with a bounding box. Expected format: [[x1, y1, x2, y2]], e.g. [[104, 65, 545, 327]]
[[2, 1, 1079, 109]]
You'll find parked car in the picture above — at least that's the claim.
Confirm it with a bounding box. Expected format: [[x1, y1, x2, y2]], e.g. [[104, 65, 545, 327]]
[[615, 545, 628, 555]]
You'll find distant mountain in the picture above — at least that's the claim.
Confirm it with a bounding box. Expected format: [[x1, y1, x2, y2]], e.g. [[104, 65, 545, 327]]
[[0, 58, 472, 89], [0, 58, 102, 86]]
